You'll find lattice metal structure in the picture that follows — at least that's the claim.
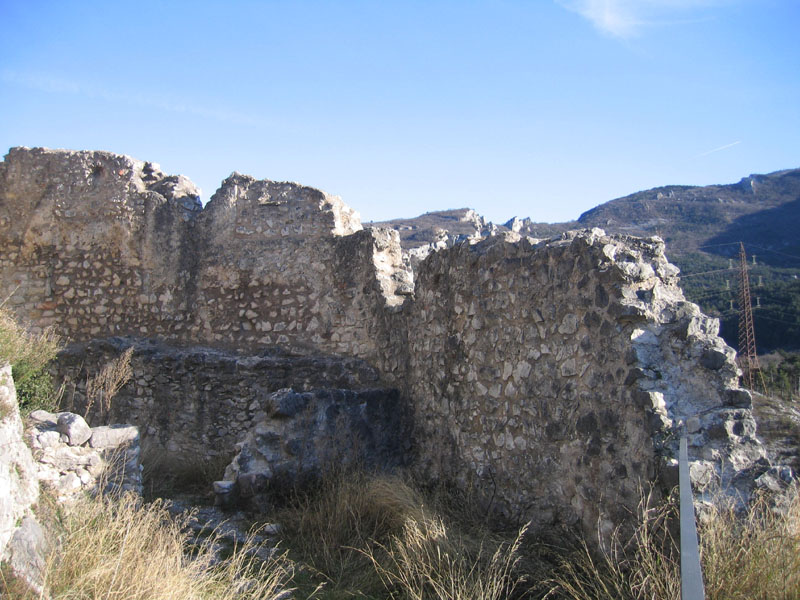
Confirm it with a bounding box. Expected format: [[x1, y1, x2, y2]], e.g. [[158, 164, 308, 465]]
[[737, 242, 760, 389]]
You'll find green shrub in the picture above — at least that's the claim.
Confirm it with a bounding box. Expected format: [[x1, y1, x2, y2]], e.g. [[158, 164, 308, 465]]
[[12, 359, 61, 415], [0, 307, 62, 416], [0, 307, 61, 370]]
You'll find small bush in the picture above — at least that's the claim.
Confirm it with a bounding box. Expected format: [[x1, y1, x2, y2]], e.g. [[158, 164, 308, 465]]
[[0, 307, 61, 369], [12, 359, 62, 414]]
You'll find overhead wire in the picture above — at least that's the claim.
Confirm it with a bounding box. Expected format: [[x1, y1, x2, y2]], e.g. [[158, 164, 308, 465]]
[[679, 268, 737, 279], [753, 313, 800, 327], [747, 244, 800, 262]]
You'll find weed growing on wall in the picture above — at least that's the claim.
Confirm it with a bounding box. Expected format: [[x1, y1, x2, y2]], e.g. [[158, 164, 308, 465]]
[[84, 346, 133, 420]]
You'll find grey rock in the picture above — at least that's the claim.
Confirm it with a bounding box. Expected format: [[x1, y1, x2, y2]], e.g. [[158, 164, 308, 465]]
[[0, 366, 40, 577], [700, 348, 727, 370], [27, 410, 59, 426], [5, 516, 48, 593], [89, 424, 139, 448], [223, 387, 412, 500], [57, 413, 92, 446]]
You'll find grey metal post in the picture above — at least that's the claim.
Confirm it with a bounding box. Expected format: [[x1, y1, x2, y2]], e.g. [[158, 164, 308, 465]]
[[679, 435, 706, 600]]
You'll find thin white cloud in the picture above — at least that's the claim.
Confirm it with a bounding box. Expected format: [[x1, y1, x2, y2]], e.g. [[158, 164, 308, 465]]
[[1, 69, 271, 128], [695, 140, 741, 157], [556, 0, 728, 38]]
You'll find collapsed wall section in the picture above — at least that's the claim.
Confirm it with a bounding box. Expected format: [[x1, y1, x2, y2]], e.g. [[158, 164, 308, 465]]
[[55, 337, 389, 459], [191, 173, 409, 360]]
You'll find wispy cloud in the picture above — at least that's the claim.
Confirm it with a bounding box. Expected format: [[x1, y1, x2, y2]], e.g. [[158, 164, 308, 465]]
[[695, 140, 741, 157], [1, 69, 272, 128], [556, 0, 726, 39]]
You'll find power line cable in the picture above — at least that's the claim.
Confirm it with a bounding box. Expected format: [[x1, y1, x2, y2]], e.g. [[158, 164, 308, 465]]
[[754, 314, 800, 327], [756, 306, 800, 319], [697, 242, 742, 250], [748, 244, 800, 262], [680, 268, 737, 279]]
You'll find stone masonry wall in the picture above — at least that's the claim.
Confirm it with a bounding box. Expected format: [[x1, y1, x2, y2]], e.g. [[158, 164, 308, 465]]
[[402, 230, 766, 537], [55, 337, 392, 459], [0, 148, 409, 365], [0, 147, 774, 539]]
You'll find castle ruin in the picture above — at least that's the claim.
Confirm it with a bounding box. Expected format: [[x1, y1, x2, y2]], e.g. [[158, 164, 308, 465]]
[[0, 146, 771, 539]]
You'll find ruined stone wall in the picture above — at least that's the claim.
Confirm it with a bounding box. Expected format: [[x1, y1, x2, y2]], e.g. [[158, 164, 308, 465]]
[[0, 148, 409, 365], [0, 147, 200, 339], [401, 230, 765, 537]]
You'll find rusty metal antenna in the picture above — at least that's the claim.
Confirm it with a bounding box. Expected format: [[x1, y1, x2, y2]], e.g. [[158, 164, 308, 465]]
[[737, 242, 760, 389]]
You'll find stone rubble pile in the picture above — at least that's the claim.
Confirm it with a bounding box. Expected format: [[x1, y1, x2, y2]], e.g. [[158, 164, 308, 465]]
[[1, 364, 144, 590], [26, 410, 143, 501]]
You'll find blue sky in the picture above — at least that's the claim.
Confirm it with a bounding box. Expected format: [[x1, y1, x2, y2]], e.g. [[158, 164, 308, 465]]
[[1, 0, 798, 224]]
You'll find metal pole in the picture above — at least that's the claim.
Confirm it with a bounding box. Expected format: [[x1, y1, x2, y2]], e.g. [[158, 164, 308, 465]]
[[680, 435, 706, 600]]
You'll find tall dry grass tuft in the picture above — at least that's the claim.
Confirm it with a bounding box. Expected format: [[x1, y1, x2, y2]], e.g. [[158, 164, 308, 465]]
[[276, 471, 427, 595], [543, 488, 681, 600], [0, 306, 61, 371], [544, 484, 800, 600], [27, 491, 293, 600], [701, 485, 800, 600], [365, 515, 528, 600], [275, 470, 530, 598], [84, 346, 133, 419]]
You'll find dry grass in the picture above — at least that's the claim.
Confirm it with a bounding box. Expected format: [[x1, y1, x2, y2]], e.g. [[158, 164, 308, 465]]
[[18, 491, 293, 600], [365, 515, 527, 600], [84, 346, 133, 419], [701, 486, 800, 600], [542, 487, 680, 600], [141, 445, 231, 500], [275, 471, 425, 596], [543, 485, 800, 600], [0, 306, 61, 371], [274, 470, 530, 599]]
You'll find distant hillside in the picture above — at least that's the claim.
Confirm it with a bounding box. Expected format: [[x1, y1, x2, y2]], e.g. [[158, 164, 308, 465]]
[[371, 168, 800, 353], [576, 169, 800, 264]]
